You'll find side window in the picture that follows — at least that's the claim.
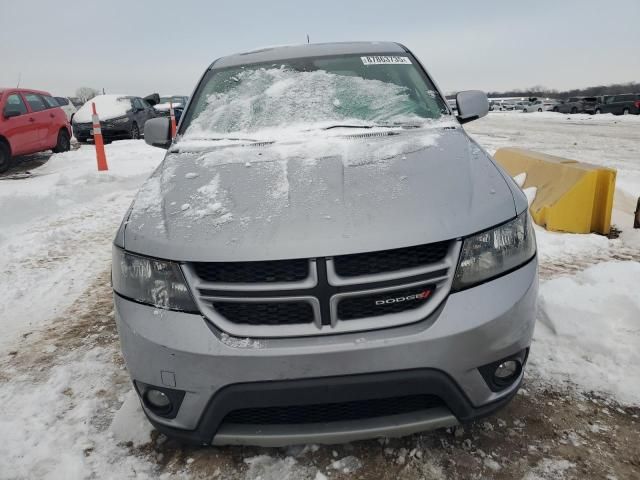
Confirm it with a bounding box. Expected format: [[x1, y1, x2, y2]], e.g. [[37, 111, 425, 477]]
[[42, 96, 60, 109], [5, 94, 28, 115], [54, 97, 69, 106], [140, 99, 152, 109], [24, 93, 47, 112], [132, 98, 143, 110]]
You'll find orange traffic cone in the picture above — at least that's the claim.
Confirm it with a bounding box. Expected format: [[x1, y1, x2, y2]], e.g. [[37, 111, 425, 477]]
[[169, 102, 177, 139], [91, 102, 108, 171]]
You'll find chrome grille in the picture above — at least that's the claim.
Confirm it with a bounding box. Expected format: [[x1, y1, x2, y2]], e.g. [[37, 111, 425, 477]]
[[193, 259, 309, 283], [212, 301, 314, 325], [337, 285, 435, 321], [333, 241, 449, 277], [182, 240, 460, 338]]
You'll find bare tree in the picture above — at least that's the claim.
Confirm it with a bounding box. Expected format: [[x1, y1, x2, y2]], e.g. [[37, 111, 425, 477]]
[[75, 87, 100, 103]]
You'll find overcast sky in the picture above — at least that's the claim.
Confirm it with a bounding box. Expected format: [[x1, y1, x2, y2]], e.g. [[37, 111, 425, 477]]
[[1, 0, 638, 97]]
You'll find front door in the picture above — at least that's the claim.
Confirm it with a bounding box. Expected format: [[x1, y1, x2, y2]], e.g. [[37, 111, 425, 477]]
[[2, 93, 40, 155], [22, 93, 50, 148]]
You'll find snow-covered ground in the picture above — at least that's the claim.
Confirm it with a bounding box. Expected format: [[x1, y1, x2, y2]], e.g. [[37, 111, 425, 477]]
[[1, 112, 639, 479], [0, 141, 164, 353]]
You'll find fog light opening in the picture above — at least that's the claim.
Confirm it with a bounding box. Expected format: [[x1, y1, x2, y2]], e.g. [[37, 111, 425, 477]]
[[493, 360, 521, 386], [145, 389, 172, 414]]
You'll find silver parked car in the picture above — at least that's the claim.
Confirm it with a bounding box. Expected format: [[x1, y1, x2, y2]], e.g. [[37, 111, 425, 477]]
[[113, 42, 538, 446]]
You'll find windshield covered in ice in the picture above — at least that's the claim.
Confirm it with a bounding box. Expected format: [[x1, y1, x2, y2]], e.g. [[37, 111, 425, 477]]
[[181, 54, 449, 140]]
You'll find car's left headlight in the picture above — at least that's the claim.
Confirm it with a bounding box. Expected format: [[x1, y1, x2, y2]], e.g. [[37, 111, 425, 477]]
[[452, 210, 536, 291], [112, 247, 198, 312], [105, 116, 129, 125]]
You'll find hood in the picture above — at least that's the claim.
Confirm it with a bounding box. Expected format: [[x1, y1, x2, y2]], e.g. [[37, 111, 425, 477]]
[[73, 95, 130, 123], [124, 128, 517, 262]]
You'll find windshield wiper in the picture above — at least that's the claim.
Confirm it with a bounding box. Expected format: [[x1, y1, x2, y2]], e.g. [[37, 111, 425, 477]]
[[324, 123, 422, 131], [188, 136, 262, 142], [323, 124, 374, 130]]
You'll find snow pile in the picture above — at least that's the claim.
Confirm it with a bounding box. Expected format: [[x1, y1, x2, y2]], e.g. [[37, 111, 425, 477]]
[[243, 455, 317, 480], [185, 68, 432, 137], [512, 172, 537, 206], [109, 390, 154, 447], [73, 95, 132, 123], [532, 261, 640, 405], [329, 455, 362, 474], [189, 126, 445, 171], [154, 102, 183, 111], [0, 141, 163, 351], [522, 458, 575, 480], [0, 348, 159, 479]]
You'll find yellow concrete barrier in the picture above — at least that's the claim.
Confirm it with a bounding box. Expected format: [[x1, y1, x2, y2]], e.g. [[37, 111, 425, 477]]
[[494, 148, 616, 235]]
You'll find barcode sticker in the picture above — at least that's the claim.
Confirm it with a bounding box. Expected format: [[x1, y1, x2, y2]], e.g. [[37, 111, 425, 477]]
[[361, 56, 412, 65]]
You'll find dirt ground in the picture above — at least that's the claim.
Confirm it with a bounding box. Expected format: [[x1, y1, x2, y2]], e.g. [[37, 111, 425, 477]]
[[3, 269, 639, 480]]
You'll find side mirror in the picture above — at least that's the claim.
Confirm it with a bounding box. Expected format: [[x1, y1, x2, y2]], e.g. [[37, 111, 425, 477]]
[[3, 108, 21, 119], [144, 117, 172, 149], [456, 90, 489, 124]]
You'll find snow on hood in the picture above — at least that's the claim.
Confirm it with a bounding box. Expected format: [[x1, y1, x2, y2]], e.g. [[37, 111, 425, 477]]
[[73, 95, 131, 123], [154, 102, 183, 111], [124, 128, 516, 262]]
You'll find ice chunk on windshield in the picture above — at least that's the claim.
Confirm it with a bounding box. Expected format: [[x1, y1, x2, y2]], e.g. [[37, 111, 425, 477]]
[[184, 68, 429, 138]]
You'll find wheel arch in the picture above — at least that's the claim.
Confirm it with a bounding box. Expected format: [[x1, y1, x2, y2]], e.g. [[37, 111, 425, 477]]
[[0, 135, 11, 155]]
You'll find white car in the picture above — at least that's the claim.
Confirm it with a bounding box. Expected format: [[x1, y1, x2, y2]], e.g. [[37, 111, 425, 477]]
[[513, 101, 529, 111], [54, 97, 78, 121], [522, 99, 560, 113]]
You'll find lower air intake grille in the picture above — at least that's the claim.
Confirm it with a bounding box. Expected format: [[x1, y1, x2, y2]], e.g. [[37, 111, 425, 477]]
[[333, 241, 450, 277], [212, 301, 314, 325], [223, 394, 443, 425], [338, 285, 434, 320], [193, 259, 309, 283]]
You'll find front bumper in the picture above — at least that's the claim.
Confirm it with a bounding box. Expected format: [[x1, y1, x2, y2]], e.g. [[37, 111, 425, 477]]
[[73, 123, 131, 140], [115, 258, 538, 446]]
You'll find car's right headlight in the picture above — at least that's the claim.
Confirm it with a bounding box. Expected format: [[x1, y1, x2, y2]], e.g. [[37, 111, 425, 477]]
[[112, 247, 198, 312], [452, 210, 536, 291]]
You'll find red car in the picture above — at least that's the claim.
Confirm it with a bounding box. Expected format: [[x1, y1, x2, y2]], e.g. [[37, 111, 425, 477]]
[[0, 88, 71, 173]]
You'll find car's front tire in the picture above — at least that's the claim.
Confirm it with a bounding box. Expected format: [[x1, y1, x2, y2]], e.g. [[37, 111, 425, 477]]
[[623, 108, 630, 115], [0, 142, 12, 174], [595, 108, 601, 114], [570, 107, 578, 114], [130, 122, 140, 140], [53, 129, 71, 153]]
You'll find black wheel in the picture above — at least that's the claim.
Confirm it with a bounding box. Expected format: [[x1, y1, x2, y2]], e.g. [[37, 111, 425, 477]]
[[130, 122, 140, 140], [570, 107, 578, 114], [553, 107, 559, 112], [537, 108, 542, 112], [53, 129, 71, 153], [623, 108, 630, 115], [76, 136, 88, 144], [0, 142, 11, 174], [595, 108, 601, 114]]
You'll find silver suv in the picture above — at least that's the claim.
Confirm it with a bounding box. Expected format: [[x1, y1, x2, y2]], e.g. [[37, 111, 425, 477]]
[[113, 42, 537, 446]]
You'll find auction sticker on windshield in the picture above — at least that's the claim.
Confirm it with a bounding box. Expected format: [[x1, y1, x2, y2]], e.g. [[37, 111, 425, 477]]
[[361, 56, 412, 65]]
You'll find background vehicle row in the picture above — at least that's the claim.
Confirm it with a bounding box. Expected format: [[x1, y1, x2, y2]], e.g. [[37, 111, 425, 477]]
[[0, 88, 71, 173]]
